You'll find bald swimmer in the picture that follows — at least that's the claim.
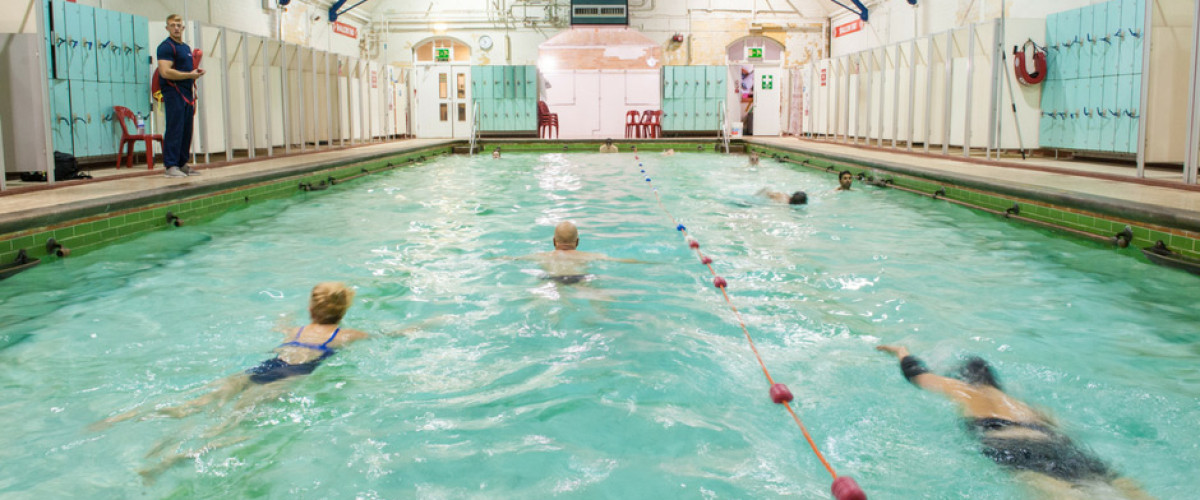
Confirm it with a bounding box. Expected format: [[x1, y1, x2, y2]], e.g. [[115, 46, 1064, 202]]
[[503, 222, 643, 284]]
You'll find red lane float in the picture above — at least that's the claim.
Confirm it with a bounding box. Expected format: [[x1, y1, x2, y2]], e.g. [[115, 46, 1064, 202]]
[[641, 160, 868, 500]]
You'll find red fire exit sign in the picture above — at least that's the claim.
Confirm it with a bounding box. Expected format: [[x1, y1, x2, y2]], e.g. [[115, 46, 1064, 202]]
[[834, 19, 862, 38]]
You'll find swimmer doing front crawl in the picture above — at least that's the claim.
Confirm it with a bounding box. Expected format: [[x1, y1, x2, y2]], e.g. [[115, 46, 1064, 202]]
[[877, 345, 1155, 500]]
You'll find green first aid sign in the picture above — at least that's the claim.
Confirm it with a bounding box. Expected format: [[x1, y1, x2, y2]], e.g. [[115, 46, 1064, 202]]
[[761, 74, 774, 90]]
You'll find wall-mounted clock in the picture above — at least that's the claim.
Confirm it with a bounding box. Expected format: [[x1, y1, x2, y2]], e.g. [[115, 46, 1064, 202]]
[[479, 35, 493, 51]]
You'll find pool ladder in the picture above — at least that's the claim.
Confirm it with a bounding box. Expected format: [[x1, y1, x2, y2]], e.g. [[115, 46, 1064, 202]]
[[717, 106, 730, 154], [468, 104, 480, 155]]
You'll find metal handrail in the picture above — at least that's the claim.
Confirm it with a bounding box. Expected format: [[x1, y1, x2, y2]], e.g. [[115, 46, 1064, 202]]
[[468, 103, 480, 155], [718, 106, 730, 153]]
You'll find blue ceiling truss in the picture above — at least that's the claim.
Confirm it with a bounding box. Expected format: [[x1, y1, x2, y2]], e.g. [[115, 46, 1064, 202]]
[[328, 0, 369, 23], [828, 0, 870, 22]]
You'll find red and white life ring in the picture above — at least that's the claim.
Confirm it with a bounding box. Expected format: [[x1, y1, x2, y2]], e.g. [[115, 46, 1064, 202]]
[[1014, 40, 1046, 86]]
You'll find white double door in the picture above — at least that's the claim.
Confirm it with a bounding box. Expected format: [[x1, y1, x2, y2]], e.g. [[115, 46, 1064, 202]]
[[416, 65, 471, 138]]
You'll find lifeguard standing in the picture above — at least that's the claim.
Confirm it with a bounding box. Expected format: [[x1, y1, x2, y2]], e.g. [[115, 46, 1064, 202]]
[[156, 14, 205, 177]]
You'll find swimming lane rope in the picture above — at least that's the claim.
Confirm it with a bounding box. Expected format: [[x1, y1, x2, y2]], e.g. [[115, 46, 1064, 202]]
[[634, 156, 867, 500]]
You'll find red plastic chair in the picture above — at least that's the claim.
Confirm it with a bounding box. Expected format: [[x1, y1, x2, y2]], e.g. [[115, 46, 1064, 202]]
[[113, 105, 163, 169], [624, 110, 643, 138], [537, 101, 559, 139], [640, 110, 662, 139]]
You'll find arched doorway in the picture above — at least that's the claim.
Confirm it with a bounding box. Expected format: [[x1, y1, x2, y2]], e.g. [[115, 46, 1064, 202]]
[[413, 37, 472, 138], [726, 37, 785, 136]]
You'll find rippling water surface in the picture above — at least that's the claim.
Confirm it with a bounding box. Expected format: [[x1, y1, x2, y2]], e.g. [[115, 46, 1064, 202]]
[[0, 152, 1197, 498]]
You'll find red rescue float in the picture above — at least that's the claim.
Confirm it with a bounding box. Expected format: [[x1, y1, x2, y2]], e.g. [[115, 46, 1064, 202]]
[[1013, 40, 1046, 86]]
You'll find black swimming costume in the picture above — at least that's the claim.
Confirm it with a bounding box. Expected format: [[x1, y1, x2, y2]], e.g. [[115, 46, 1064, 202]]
[[545, 274, 589, 285], [246, 326, 340, 384], [968, 417, 1114, 482]]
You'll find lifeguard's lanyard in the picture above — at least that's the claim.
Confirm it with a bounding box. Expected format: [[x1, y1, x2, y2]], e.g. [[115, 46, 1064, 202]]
[[164, 40, 196, 108]]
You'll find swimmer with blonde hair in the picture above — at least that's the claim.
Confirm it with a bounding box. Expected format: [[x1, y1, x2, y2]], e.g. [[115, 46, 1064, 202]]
[[94, 282, 369, 480], [748, 152, 760, 165]]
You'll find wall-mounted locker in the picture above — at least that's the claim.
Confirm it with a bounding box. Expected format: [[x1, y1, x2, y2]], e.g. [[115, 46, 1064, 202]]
[[490, 66, 503, 98], [1045, 13, 1059, 82], [107, 11, 122, 80], [68, 81, 89, 155], [471, 65, 536, 132], [1077, 5, 1094, 80], [502, 66, 514, 99], [94, 9, 109, 83], [1060, 10, 1080, 80], [50, 79, 73, 155], [1100, 75, 1119, 151], [1119, 0, 1143, 75], [513, 68, 525, 98], [120, 13, 134, 83], [83, 5, 99, 81], [1094, 3, 1108, 76], [48, 0, 66, 78], [83, 82, 103, 155], [524, 66, 537, 100], [132, 15, 148, 84]]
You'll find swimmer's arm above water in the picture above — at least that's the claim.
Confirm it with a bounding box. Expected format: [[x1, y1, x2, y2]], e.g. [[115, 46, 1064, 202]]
[[876, 344, 970, 396]]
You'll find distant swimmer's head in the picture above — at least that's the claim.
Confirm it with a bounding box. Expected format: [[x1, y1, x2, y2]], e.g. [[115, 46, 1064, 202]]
[[955, 356, 1001, 389], [789, 191, 808, 205], [492, 147, 501, 158], [310, 282, 355, 324], [553, 221, 580, 250], [605, 138, 614, 146], [838, 170, 854, 190], [749, 152, 760, 165]]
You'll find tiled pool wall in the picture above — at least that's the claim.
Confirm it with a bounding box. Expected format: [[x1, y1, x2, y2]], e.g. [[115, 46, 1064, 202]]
[[481, 141, 726, 153], [747, 145, 1200, 260], [0, 147, 452, 267], [7, 143, 1196, 274]]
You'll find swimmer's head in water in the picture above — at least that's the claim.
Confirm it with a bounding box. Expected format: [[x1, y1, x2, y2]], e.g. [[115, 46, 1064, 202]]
[[553, 221, 580, 250], [956, 357, 1001, 389], [310, 282, 355, 324], [605, 138, 613, 146], [839, 170, 854, 189], [789, 191, 808, 205]]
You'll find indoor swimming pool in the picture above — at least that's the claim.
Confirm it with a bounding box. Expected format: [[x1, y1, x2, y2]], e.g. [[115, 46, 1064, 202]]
[[0, 151, 1197, 498]]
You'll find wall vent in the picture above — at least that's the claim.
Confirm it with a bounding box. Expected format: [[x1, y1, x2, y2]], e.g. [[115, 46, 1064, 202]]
[[570, 1, 628, 25]]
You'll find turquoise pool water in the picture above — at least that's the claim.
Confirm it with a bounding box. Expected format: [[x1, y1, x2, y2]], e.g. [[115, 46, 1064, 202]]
[[0, 152, 1197, 498]]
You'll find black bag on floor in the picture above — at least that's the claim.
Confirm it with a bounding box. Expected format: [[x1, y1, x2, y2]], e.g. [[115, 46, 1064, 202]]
[[53, 151, 91, 180]]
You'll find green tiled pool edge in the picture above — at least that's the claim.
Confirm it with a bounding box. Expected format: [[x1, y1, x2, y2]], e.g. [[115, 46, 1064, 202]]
[[0, 147, 452, 267], [747, 144, 1200, 260]]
